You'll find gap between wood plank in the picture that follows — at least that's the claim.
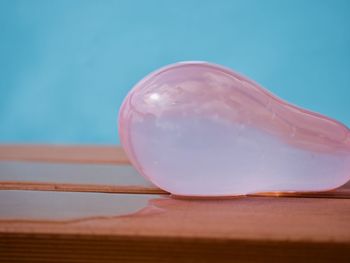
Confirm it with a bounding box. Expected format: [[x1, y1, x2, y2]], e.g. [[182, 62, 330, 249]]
[[1, 181, 349, 199]]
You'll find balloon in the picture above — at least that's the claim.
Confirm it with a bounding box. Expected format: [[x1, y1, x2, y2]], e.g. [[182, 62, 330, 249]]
[[119, 62, 350, 196]]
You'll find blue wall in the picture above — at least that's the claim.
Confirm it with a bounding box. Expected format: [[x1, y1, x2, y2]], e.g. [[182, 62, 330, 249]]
[[1, 0, 349, 144]]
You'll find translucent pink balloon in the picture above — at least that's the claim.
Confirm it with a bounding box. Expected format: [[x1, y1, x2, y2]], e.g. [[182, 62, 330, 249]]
[[118, 61, 350, 196]]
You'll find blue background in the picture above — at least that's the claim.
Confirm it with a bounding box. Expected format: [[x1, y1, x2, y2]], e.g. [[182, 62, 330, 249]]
[[1, 0, 349, 144]]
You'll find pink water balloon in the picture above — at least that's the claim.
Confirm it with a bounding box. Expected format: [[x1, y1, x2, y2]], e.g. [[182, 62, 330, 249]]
[[118, 61, 350, 197]]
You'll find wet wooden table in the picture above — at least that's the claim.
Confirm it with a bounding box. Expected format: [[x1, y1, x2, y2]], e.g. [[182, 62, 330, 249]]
[[0, 145, 349, 262]]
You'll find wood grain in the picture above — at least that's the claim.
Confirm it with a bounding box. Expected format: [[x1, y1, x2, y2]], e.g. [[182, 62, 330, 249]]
[[1, 233, 349, 263]]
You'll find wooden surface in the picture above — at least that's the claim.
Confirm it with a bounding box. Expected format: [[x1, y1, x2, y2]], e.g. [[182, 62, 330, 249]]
[[0, 144, 128, 164], [0, 145, 350, 262]]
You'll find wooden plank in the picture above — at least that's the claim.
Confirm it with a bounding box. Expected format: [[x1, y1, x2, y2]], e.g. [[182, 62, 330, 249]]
[[0, 190, 350, 262], [0, 191, 349, 243], [0, 161, 150, 186], [0, 190, 156, 220], [0, 145, 128, 164]]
